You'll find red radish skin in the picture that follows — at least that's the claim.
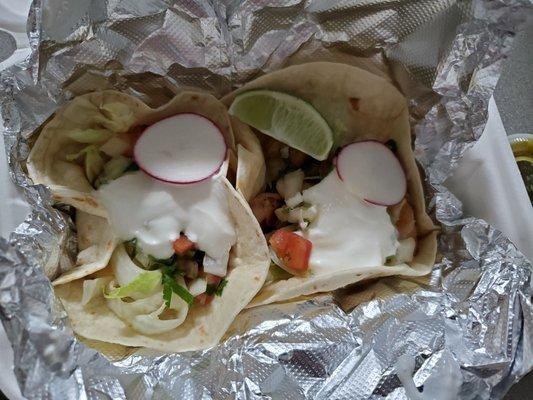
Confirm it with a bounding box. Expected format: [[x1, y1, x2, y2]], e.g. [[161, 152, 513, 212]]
[[134, 113, 227, 185], [335, 140, 406, 206]]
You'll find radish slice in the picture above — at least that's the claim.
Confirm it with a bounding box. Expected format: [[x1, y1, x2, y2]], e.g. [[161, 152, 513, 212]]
[[335, 140, 406, 206], [134, 113, 227, 184]]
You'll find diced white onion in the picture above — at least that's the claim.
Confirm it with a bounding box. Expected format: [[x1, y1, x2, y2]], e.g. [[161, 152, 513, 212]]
[[203, 251, 230, 277], [188, 278, 207, 297], [286, 192, 303, 208], [276, 169, 304, 200]]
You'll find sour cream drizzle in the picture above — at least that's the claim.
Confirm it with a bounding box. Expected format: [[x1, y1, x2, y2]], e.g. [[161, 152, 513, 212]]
[[299, 171, 398, 271], [96, 171, 236, 260]]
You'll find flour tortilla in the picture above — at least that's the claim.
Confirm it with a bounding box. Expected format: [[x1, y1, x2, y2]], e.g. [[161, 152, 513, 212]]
[[230, 116, 266, 201], [223, 62, 438, 306], [28, 90, 235, 217], [54, 177, 270, 353], [29, 90, 236, 284], [52, 211, 117, 285]]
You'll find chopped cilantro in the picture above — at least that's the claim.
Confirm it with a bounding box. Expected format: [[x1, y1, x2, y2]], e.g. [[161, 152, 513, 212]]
[[206, 278, 228, 296], [122, 239, 193, 306], [162, 269, 194, 307]]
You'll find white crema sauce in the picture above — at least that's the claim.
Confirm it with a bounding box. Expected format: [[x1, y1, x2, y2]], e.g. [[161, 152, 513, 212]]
[[299, 171, 398, 271], [96, 171, 236, 261]]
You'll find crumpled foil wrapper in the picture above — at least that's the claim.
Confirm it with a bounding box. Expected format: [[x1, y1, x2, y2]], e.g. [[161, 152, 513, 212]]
[[1, 0, 533, 398]]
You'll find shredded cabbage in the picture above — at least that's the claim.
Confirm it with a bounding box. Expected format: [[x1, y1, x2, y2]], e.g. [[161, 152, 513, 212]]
[[129, 302, 188, 335], [85, 147, 105, 184], [102, 245, 192, 335], [67, 145, 105, 184], [104, 270, 162, 299], [105, 284, 163, 316], [99, 103, 135, 133], [68, 128, 113, 144], [106, 277, 189, 335], [110, 244, 161, 298], [81, 277, 112, 305], [94, 156, 132, 188], [100, 135, 130, 157]]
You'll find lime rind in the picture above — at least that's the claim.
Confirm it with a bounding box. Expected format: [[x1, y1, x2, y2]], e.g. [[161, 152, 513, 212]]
[[229, 90, 333, 160]]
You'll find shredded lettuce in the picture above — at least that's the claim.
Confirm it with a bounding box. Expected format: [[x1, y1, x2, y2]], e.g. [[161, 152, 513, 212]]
[[66, 144, 96, 162], [112, 244, 154, 290], [85, 146, 105, 184], [68, 128, 113, 144], [99, 135, 130, 157], [104, 270, 162, 299], [94, 156, 133, 188], [99, 102, 135, 133], [104, 245, 194, 335], [162, 272, 194, 306], [66, 145, 105, 184]]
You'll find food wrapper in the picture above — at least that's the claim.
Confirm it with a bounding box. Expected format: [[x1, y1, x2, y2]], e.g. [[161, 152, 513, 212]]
[[1, 0, 532, 398]]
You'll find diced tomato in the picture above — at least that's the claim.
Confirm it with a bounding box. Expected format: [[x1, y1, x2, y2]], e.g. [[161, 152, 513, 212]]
[[250, 192, 282, 228], [269, 229, 312, 272], [205, 273, 221, 286], [173, 234, 196, 255], [195, 293, 214, 306]]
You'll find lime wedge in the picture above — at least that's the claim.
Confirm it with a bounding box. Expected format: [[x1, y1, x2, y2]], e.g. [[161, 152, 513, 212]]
[[229, 90, 333, 160]]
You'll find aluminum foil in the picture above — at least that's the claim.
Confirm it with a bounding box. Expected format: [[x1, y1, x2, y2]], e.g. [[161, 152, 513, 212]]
[[1, 0, 532, 399]]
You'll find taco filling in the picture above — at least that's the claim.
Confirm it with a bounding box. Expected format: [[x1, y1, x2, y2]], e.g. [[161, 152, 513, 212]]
[[224, 62, 437, 306], [82, 170, 236, 335], [248, 134, 416, 282], [32, 91, 270, 352]]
